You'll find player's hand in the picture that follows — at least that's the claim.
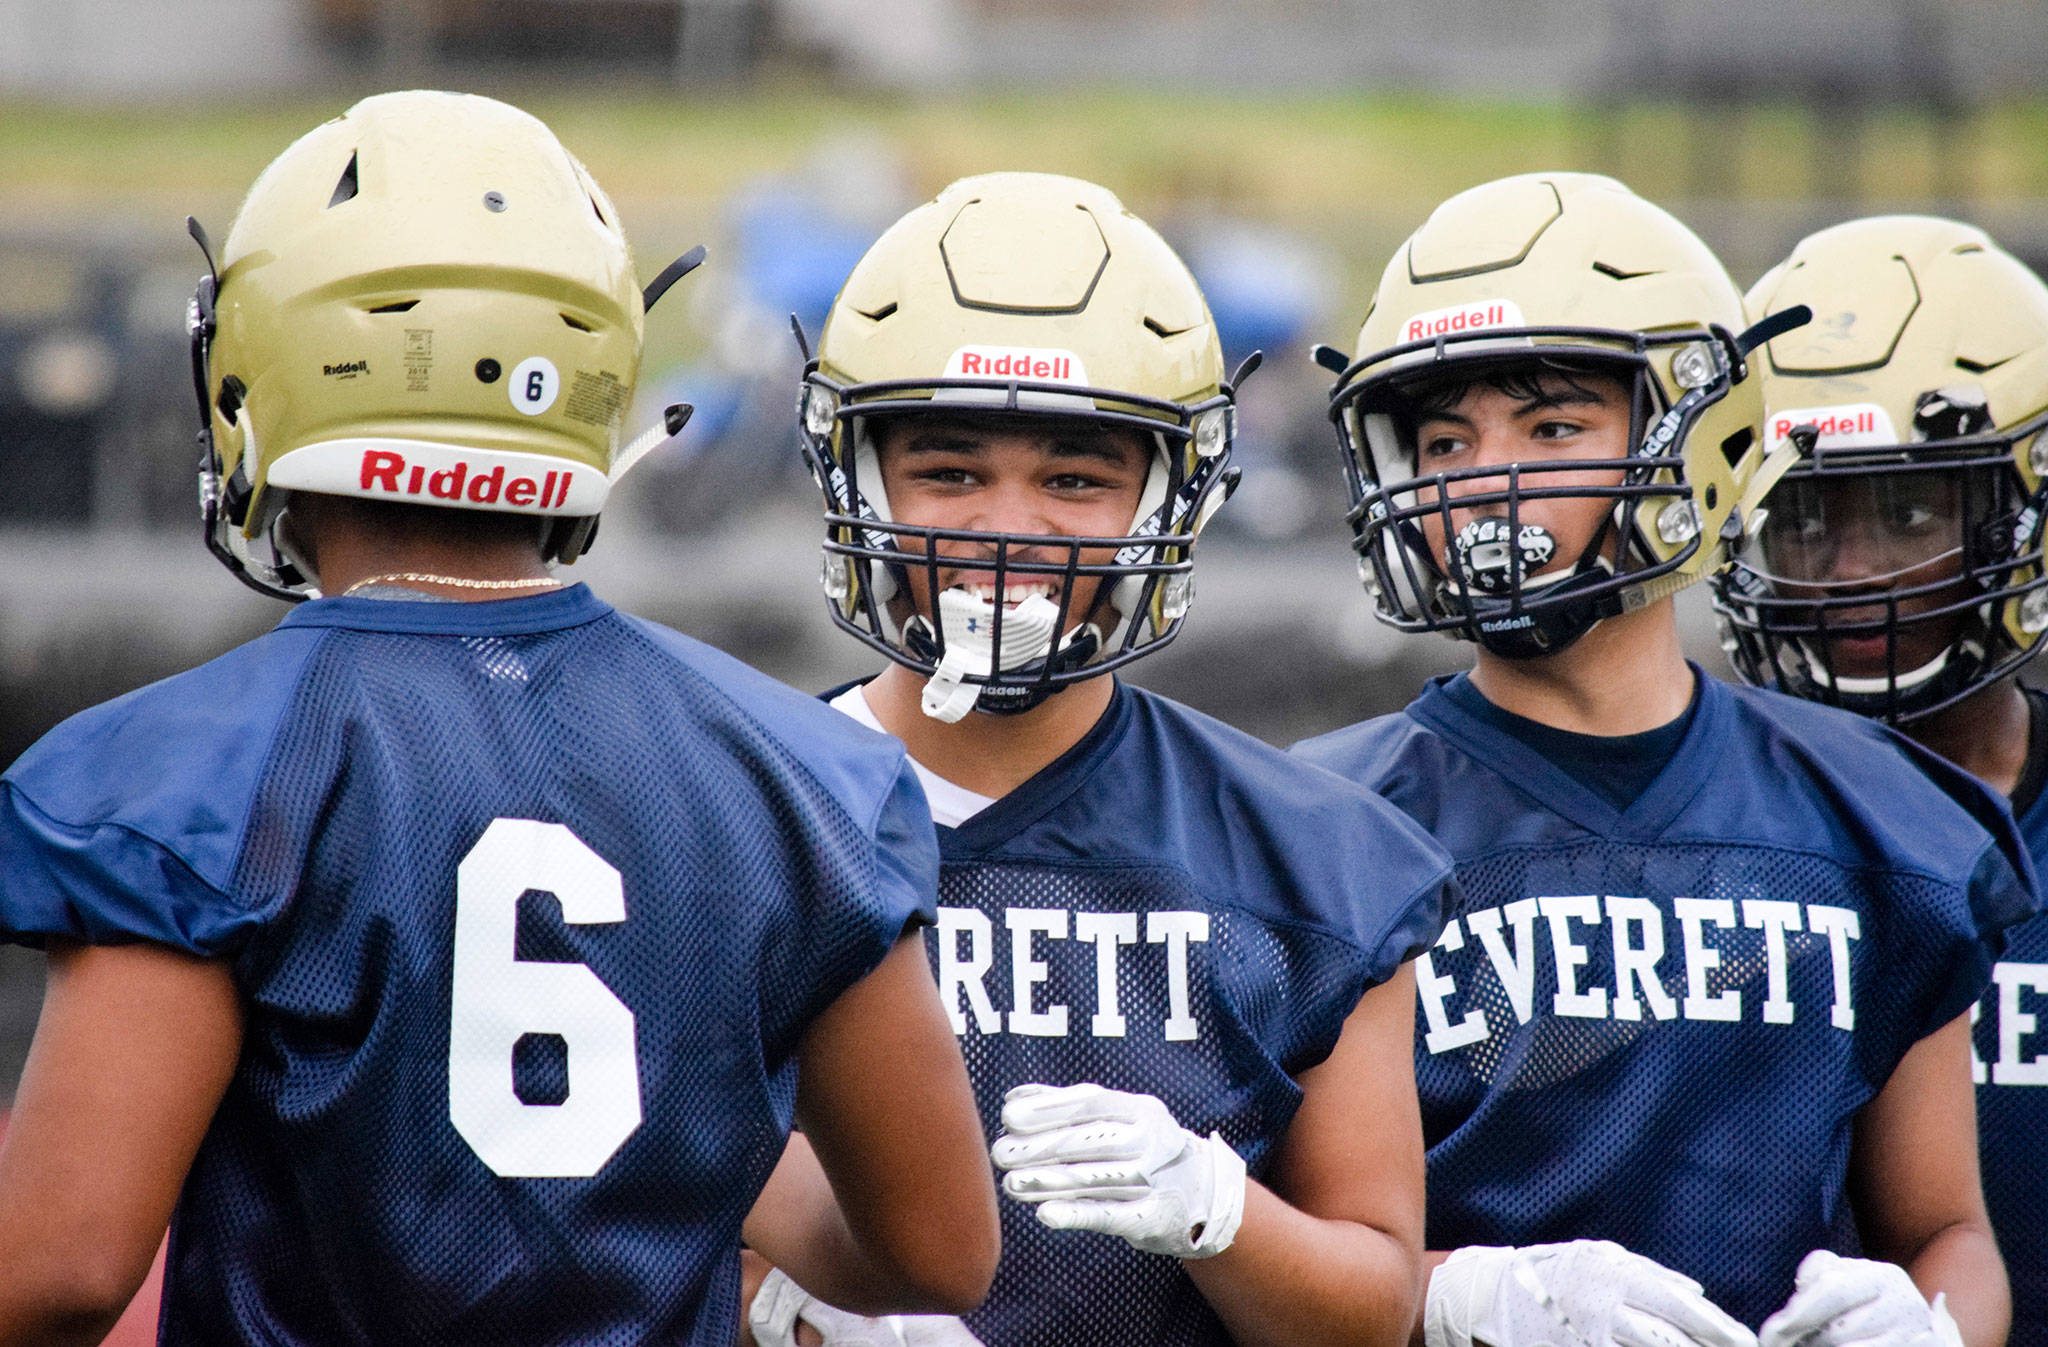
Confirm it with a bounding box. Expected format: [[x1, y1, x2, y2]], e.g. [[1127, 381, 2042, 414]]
[[989, 1082, 1246, 1260], [1759, 1251, 1962, 1347], [1426, 1241, 1758, 1347], [749, 1267, 907, 1347]]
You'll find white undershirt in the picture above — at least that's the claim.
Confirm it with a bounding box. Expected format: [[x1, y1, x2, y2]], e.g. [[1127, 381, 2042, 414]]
[[830, 685, 998, 828]]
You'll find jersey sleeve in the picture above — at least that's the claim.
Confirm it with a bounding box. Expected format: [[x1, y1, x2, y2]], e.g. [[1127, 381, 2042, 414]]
[[757, 745, 941, 1062], [1335, 775, 1459, 982], [0, 639, 316, 959], [0, 779, 263, 957], [1891, 729, 2042, 1039], [868, 753, 941, 937]]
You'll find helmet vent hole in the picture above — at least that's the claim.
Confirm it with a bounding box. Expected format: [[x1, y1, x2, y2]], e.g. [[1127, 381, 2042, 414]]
[[1954, 244, 1985, 255], [1956, 354, 2009, 373], [327, 152, 359, 208], [1143, 316, 1191, 339], [216, 375, 246, 426], [1592, 261, 1657, 280], [560, 313, 593, 332], [856, 301, 897, 322], [589, 194, 608, 227], [366, 299, 418, 314], [1719, 426, 1753, 467]]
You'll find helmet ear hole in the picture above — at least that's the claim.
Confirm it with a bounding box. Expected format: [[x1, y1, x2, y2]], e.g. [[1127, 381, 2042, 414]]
[[216, 375, 246, 426], [327, 152, 359, 209]]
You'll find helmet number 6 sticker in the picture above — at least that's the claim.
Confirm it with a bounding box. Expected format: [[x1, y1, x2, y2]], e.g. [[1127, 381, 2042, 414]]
[[510, 357, 560, 415]]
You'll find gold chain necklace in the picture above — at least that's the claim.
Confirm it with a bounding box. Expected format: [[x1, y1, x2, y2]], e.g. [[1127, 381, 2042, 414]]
[[340, 572, 565, 598]]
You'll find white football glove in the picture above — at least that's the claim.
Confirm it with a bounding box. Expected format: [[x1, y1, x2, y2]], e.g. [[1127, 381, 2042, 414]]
[[989, 1082, 1247, 1260], [748, 1268, 906, 1347], [1759, 1252, 1963, 1347], [1427, 1242, 1758, 1347], [894, 1316, 988, 1347]]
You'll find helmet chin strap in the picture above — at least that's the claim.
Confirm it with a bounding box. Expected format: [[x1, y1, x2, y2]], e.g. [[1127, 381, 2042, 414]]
[[920, 589, 1064, 722]]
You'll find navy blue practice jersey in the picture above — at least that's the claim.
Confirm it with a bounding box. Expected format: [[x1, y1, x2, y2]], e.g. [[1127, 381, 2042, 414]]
[[1977, 773, 2048, 1347], [1295, 670, 2036, 1330], [894, 681, 1452, 1347], [0, 586, 937, 1347]]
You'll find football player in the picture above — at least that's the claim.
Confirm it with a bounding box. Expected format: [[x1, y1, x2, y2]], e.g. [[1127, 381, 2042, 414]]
[[1714, 215, 2048, 1347], [0, 92, 997, 1345], [1294, 174, 2034, 1347], [742, 171, 1457, 1347]]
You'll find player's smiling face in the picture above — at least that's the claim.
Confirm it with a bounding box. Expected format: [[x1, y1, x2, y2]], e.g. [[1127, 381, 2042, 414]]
[[1405, 365, 1634, 583], [874, 413, 1151, 631]]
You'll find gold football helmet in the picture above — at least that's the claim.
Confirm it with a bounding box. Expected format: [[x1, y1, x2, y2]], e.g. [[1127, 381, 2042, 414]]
[[187, 90, 687, 600], [799, 172, 1248, 719], [1323, 172, 1797, 657], [1714, 215, 2048, 722]]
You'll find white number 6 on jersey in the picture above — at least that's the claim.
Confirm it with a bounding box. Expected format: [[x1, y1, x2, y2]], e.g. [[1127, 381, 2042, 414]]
[[449, 818, 642, 1177]]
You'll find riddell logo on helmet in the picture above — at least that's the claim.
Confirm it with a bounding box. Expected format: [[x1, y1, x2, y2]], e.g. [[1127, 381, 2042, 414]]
[[944, 346, 1090, 384], [1402, 300, 1525, 343], [1767, 403, 1898, 451], [323, 360, 370, 377], [358, 448, 575, 509]]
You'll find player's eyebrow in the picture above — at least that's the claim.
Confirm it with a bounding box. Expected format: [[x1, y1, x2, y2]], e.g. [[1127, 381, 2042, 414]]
[[895, 427, 1140, 468], [895, 430, 990, 457], [1041, 435, 1139, 466], [1513, 386, 1607, 414]]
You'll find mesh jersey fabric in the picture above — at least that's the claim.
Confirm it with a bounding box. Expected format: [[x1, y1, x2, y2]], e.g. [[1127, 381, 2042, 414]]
[[1295, 669, 2037, 1330], [0, 585, 938, 1347], [1976, 689, 2048, 1347], [877, 680, 1453, 1347]]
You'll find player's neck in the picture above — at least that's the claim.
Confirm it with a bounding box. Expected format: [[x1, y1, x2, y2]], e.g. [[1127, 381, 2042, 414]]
[[863, 663, 1117, 799], [311, 536, 556, 601], [1903, 677, 2032, 799], [1466, 598, 1692, 735]]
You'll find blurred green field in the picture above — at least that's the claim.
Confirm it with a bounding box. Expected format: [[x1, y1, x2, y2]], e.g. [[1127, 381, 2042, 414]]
[[6, 83, 2046, 371], [8, 83, 2046, 226]]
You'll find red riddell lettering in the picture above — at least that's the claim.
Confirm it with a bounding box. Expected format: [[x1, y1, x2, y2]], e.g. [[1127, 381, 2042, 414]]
[[1404, 304, 1507, 343], [1772, 410, 1879, 441], [467, 466, 505, 504], [956, 351, 1073, 381], [353, 448, 562, 509], [360, 450, 403, 492]]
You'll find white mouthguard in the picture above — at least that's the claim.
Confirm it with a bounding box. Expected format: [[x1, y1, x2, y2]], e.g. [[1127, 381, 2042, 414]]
[[921, 588, 1063, 723]]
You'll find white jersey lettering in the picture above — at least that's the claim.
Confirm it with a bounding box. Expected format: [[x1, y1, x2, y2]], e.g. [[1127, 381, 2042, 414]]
[[1743, 899, 1804, 1025], [1990, 961, 2048, 1085], [1540, 895, 1607, 1019], [1806, 905, 1861, 1031], [1005, 908, 1069, 1037], [1674, 897, 1742, 1022], [1607, 894, 1678, 1022], [1415, 895, 1860, 1055], [934, 907, 1001, 1035], [1076, 911, 1139, 1038], [1468, 898, 1541, 1024], [1419, 918, 1490, 1053], [1148, 911, 1212, 1042]]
